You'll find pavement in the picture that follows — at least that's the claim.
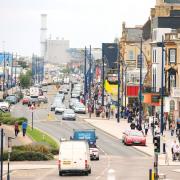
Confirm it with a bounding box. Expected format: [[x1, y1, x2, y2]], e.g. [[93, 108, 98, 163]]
[[0, 124, 32, 149], [78, 114, 180, 166]]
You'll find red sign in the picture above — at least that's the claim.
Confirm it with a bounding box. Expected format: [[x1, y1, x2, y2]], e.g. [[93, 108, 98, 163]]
[[127, 86, 139, 97]]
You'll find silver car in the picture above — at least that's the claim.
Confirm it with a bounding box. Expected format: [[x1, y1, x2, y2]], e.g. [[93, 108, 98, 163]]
[[74, 103, 86, 114], [62, 109, 76, 121], [55, 104, 66, 114]]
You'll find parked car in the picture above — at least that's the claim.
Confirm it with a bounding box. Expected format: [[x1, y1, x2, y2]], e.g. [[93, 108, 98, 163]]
[[58, 140, 91, 176], [55, 104, 66, 114], [22, 96, 30, 105], [28, 97, 39, 107], [38, 96, 48, 103], [5, 95, 18, 104], [122, 130, 146, 146], [0, 101, 10, 112], [62, 109, 76, 121]]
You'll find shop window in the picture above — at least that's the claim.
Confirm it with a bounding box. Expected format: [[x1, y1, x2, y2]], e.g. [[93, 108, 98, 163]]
[[128, 50, 134, 60]]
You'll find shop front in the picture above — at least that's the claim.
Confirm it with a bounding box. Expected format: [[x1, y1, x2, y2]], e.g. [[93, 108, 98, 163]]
[[126, 85, 139, 105]]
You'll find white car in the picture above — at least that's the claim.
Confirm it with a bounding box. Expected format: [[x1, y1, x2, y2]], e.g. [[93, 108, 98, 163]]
[[55, 104, 66, 114], [89, 144, 99, 160], [74, 103, 86, 114], [0, 101, 10, 112]]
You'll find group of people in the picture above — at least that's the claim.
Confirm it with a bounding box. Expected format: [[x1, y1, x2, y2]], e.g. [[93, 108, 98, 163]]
[[14, 121, 28, 137]]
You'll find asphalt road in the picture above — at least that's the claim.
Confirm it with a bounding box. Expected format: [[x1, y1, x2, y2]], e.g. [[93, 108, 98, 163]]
[[9, 85, 180, 179]]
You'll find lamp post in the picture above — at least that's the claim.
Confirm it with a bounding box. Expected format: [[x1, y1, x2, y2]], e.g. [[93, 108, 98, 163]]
[[7, 136, 14, 180], [160, 36, 165, 135], [102, 51, 105, 107], [3, 51, 6, 98], [117, 59, 120, 123], [84, 46, 87, 106], [89, 45, 92, 118], [1, 129, 4, 180], [139, 38, 143, 129]]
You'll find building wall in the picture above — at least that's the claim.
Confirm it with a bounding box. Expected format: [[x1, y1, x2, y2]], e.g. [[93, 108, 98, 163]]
[[46, 39, 70, 64]]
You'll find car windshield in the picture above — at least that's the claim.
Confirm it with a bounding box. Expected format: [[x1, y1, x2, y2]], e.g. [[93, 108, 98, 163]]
[[129, 131, 143, 137]]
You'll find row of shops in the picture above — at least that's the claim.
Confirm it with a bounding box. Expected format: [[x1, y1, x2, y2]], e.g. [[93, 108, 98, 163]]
[[126, 85, 180, 122]]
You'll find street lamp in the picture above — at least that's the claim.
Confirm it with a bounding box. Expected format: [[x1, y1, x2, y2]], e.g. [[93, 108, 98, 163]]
[[139, 38, 143, 129], [7, 136, 15, 180], [84, 46, 87, 106]]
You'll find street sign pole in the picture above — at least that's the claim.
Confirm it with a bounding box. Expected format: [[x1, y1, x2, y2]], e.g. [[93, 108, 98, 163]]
[[32, 111, 34, 130], [0, 129, 4, 180]]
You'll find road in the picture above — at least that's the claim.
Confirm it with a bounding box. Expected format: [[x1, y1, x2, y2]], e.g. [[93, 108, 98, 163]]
[[9, 86, 180, 180]]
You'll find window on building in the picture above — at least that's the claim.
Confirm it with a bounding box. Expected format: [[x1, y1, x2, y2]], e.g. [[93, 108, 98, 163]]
[[170, 74, 176, 89], [128, 50, 134, 60], [170, 100, 175, 112], [169, 48, 176, 64]]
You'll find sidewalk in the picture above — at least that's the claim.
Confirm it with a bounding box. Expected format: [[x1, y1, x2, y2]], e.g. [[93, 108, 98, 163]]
[[78, 114, 180, 166], [0, 124, 32, 149]]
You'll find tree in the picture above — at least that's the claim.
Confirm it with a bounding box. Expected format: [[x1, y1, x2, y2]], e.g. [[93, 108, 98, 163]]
[[19, 70, 32, 88]]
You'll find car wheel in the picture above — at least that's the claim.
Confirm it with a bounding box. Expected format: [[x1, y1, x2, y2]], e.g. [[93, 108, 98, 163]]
[[96, 157, 99, 160], [84, 172, 88, 176], [88, 169, 91, 174], [55, 111, 57, 114]]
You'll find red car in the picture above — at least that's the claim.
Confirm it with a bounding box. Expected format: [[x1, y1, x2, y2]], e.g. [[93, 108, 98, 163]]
[[122, 130, 146, 146], [22, 96, 30, 105]]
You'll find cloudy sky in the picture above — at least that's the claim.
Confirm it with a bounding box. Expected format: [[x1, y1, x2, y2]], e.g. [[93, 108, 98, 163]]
[[0, 0, 156, 56]]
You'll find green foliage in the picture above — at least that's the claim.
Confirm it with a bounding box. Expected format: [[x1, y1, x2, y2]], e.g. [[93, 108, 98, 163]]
[[3, 150, 53, 161], [19, 70, 32, 88], [18, 60, 28, 69], [26, 127, 59, 149], [0, 112, 27, 125], [13, 144, 50, 154]]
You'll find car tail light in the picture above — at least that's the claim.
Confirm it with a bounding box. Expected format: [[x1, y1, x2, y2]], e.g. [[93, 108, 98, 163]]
[[85, 160, 88, 169], [58, 160, 61, 169]]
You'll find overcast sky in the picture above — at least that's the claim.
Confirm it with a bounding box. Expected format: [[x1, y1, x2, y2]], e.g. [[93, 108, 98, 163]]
[[0, 0, 156, 56]]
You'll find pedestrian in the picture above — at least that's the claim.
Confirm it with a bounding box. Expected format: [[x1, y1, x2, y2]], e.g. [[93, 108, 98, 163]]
[[22, 121, 28, 137], [162, 135, 167, 154], [144, 121, 149, 136], [130, 121, 136, 130], [170, 121, 176, 136], [14, 122, 19, 137]]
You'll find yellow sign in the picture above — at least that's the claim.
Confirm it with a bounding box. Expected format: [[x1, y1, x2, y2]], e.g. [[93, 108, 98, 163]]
[[104, 80, 118, 96]]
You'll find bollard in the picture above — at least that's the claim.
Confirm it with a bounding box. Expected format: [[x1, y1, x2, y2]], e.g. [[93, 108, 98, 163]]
[[107, 169, 116, 180], [149, 169, 152, 180], [163, 143, 166, 154], [152, 171, 155, 180]]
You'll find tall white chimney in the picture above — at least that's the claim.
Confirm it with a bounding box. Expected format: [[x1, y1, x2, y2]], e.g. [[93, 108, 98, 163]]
[[40, 14, 47, 58]]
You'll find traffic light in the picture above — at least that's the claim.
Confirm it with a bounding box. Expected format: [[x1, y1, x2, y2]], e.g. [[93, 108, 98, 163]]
[[154, 136, 160, 153]]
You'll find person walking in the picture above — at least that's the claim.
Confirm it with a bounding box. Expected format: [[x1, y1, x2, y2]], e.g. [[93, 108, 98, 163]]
[[22, 121, 28, 137], [144, 121, 149, 136], [14, 122, 19, 137], [170, 121, 176, 136]]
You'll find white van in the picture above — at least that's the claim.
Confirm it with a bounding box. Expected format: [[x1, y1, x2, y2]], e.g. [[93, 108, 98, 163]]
[[58, 140, 91, 176]]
